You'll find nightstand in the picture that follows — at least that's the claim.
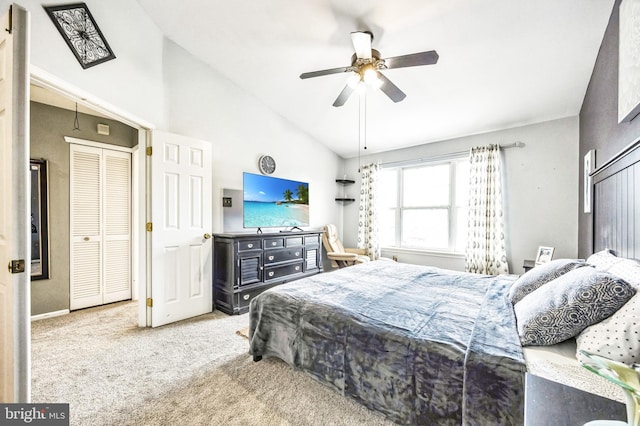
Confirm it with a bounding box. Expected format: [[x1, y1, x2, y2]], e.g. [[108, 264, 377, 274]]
[[523, 259, 536, 273]]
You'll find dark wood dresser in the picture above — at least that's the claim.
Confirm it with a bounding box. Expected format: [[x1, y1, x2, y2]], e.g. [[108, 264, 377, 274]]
[[212, 230, 323, 314]]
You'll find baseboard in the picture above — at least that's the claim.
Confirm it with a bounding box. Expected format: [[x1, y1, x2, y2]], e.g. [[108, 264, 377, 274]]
[[31, 309, 70, 321]]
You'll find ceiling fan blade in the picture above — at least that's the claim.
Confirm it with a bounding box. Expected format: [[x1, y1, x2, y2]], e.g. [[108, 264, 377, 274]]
[[351, 31, 372, 59], [300, 66, 350, 79], [376, 72, 406, 103], [332, 84, 355, 107], [384, 50, 439, 69]]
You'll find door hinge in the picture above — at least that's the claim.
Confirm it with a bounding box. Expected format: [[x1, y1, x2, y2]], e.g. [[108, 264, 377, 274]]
[[6, 5, 12, 34], [146, 147, 152, 156], [147, 298, 153, 307], [8, 259, 25, 274], [146, 222, 152, 232]]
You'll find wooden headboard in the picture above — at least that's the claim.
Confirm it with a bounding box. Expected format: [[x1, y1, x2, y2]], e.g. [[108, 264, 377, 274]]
[[592, 139, 640, 259]]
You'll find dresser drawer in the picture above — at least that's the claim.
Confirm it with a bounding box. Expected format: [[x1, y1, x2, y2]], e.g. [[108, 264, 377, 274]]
[[264, 238, 284, 249], [285, 236, 303, 247], [264, 262, 303, 281], [264, 247, 302, 265], [236, 285, 274, 311], [304, 234, 320, 246], [238, 239, 261, 251]]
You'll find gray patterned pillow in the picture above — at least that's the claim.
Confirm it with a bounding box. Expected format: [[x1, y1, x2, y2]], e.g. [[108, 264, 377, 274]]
[[508, 259, 586, 305], [576, 293, 640, 364], [515, 267, 636, 346]]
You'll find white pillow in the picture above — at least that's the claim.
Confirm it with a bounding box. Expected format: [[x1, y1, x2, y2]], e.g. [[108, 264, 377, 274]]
[[586, 249, 640, 290], [586, 249, 621, 271], [576, 293, 640, 365]]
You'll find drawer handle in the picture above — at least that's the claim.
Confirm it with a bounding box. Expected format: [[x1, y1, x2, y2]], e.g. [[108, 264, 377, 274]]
[[271, 241, 277, 246], [247, 243, 253, 248], [83, 237, 90, 241], [243, 294, 250, 301], [295, 266, 300, 271], [268, 271, 274, 277], [295, 252, 300, 256], [268, 255, 274, 261]]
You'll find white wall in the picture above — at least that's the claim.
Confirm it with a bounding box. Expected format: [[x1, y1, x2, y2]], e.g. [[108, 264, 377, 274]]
[[162, 40, 343, 233], [342, 117, 580, 274], [3, 0, 167, 127], [6, 0, 344, 235]]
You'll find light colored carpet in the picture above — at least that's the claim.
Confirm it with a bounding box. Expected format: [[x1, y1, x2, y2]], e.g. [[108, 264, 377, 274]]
[[31, 301, 393, 426]]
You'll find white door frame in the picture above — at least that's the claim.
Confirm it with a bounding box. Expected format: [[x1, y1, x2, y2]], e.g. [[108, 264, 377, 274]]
[[30, 67, 153, 327]]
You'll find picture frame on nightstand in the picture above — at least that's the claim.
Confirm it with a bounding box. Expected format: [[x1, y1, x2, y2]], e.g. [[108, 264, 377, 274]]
[[535, 246, 554, 265]]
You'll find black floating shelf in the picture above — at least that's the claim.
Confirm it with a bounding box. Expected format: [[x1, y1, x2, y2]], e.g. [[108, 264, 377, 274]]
[[335, 197, 355, 202], [336, 179, 355, 185]]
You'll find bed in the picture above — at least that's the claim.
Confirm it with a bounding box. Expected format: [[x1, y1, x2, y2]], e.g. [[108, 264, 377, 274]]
[[248, 139, 640, 425], [249, 261, 525, 424]]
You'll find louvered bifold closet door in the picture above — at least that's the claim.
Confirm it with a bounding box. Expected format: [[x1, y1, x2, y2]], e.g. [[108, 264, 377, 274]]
[[103, 150, 131, 304], [70, 144, 132, 310], [70, 145, 103, 310]]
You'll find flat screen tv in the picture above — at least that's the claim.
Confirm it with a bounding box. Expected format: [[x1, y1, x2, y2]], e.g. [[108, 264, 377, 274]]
[[243, 172, 309, 228]]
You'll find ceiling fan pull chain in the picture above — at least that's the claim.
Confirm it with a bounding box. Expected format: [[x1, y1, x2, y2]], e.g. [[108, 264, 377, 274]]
[[364, 92, 367, 150]]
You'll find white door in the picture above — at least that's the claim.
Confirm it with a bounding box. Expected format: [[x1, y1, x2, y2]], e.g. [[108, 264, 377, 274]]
[[150, 131, 212, 327], [70, 144, 131, 310], [0, 5, 30, 402]]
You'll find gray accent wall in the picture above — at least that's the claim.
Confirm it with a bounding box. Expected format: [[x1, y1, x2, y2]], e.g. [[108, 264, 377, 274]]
[[30, 101, 138, 316], [579, 0, 640, 258]]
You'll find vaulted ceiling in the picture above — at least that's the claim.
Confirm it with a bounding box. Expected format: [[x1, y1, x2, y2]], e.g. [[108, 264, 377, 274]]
[[137, 1, 614, 158]]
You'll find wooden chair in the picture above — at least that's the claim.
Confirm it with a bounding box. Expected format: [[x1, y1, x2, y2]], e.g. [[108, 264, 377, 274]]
[[321, 224, 370, 268]]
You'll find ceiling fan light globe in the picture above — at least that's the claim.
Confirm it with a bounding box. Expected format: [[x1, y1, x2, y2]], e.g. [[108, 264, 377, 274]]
[[356, 83, 367, 95], [370, 76, 383, 89], [347, 74, 361, 89], [363, 68, 378, 85]]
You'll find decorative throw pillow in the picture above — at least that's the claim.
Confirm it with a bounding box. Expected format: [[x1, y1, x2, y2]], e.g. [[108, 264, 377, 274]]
[[508, 259, 586, 305], [576, 294, 640, 365], [514, 267, 636, 346]]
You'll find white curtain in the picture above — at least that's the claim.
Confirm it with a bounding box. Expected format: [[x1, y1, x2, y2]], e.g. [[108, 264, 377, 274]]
[[465, 145, 509, 275], [357, 162, 381, 260]]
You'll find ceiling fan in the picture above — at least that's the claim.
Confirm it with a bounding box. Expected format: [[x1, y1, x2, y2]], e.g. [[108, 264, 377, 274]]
[[300, 31, 439, 107]]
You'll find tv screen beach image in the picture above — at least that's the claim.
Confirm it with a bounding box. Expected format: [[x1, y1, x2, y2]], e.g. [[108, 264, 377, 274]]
[[243, 173, 309, 227]]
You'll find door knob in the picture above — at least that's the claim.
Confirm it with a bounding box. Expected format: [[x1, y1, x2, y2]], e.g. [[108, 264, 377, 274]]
[[203, 233, 212, 239]]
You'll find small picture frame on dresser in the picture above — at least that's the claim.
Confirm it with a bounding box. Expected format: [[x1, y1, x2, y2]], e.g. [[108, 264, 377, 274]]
[[535, 246, 554, 265]]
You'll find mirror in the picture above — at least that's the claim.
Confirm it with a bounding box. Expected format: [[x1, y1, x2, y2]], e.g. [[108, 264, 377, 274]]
[[30, 159, 49, 280]]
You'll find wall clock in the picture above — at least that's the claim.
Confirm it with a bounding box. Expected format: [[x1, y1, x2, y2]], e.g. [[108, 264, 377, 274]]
[[44, 3, 116, 69], [258, 155, 276, 175]]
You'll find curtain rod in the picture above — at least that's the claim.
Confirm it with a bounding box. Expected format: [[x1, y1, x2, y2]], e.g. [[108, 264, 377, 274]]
[[381, 141, 525, 168]]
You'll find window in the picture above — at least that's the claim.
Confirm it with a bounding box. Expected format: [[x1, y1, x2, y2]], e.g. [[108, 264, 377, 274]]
[[379, 157, 470, 253]]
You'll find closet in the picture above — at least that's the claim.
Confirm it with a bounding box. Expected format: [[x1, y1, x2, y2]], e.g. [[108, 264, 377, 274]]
[[70, 143, 131, 310]]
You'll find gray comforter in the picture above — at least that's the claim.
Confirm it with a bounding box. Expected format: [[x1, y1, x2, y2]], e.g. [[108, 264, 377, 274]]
[[249, 260, 525, 425]]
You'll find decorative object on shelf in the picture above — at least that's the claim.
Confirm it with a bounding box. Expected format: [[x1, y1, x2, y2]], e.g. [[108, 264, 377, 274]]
[[258, 154, 276, 175], [44, 2, 116, 69], [618, 0, 640, 123], [534, 246, 554, 265]]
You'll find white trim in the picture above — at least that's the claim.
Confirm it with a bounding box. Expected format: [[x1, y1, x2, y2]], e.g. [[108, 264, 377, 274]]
[[30, 66, 154, 130], [381, 246, 465, 260], [64, 136, 135, 153], [30, 310, 69, 322]]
